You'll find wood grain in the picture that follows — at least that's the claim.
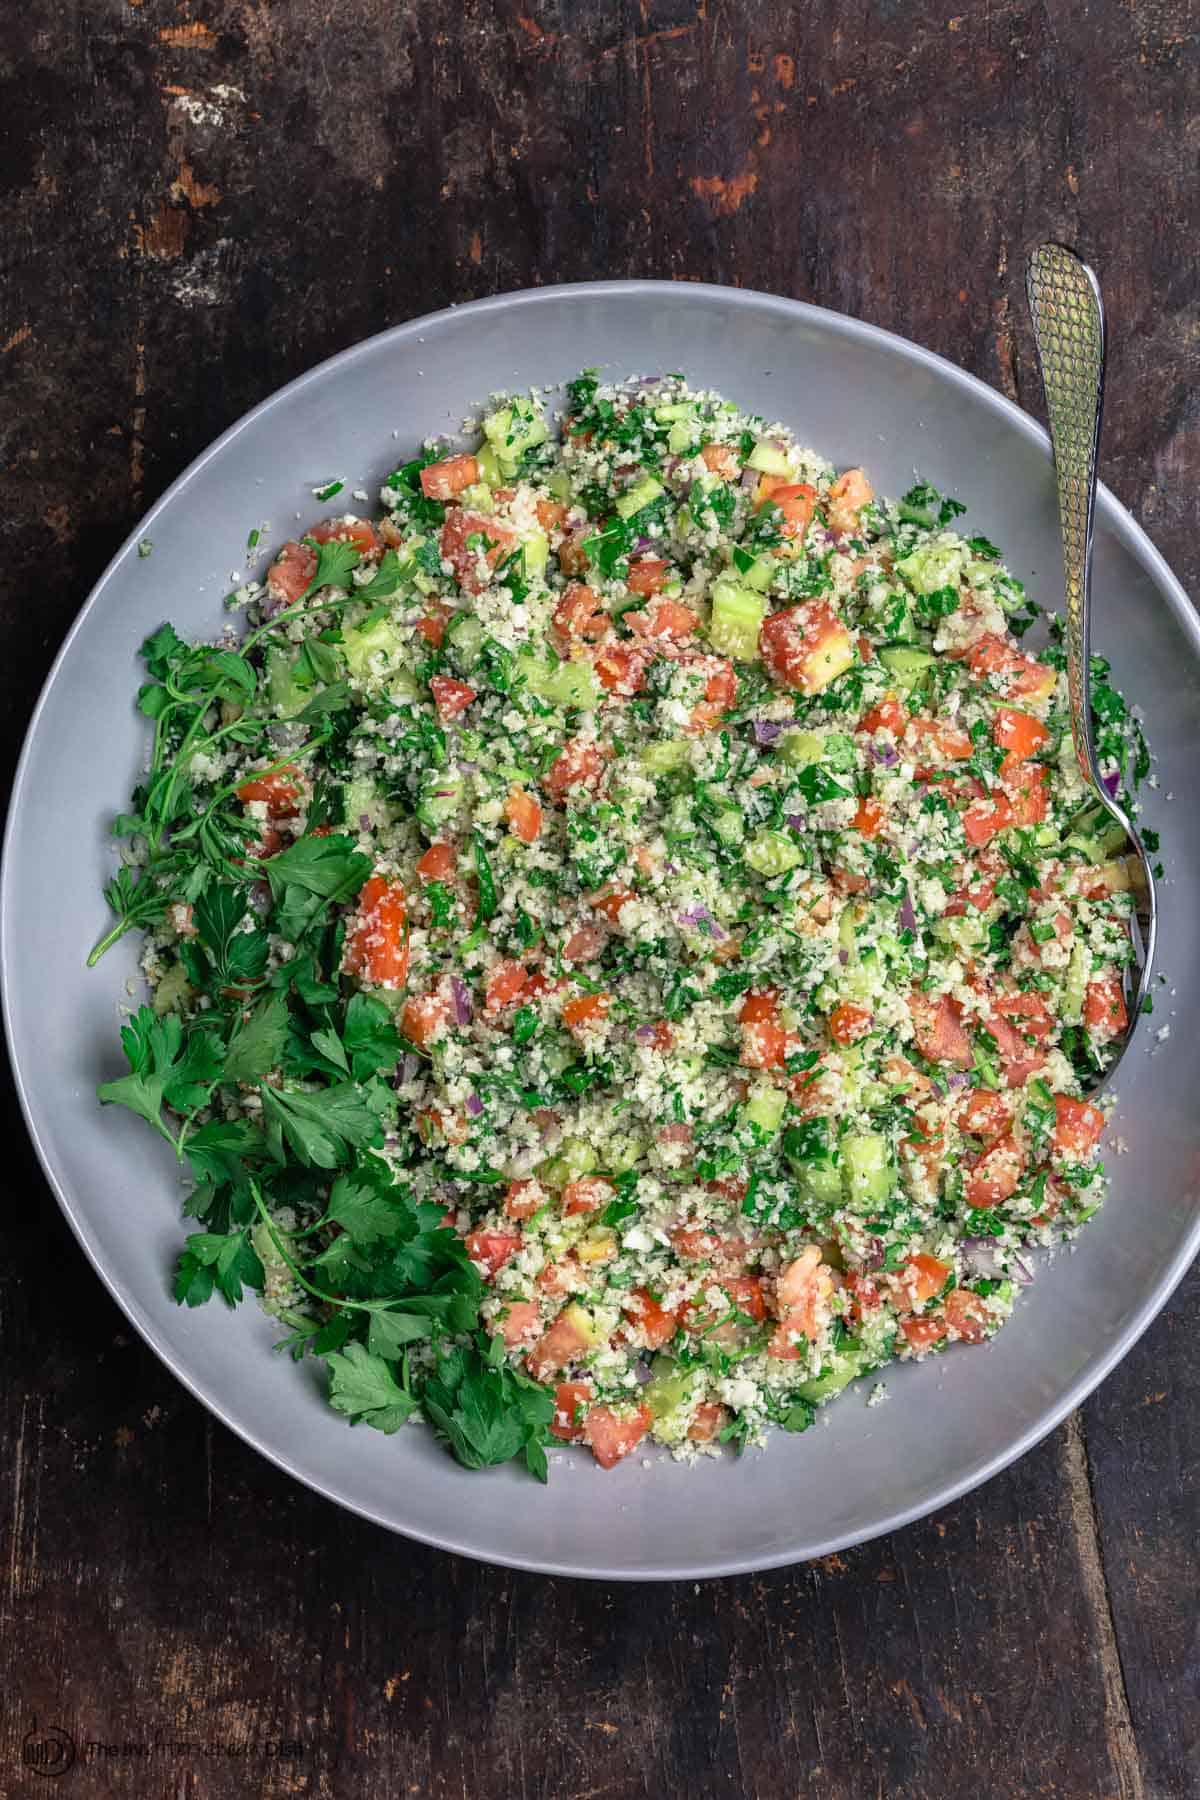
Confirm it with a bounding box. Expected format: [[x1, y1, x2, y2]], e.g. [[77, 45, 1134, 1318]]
[[2, 1, 1198, 1794]]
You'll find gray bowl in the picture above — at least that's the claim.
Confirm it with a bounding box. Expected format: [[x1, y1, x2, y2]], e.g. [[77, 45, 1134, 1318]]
[[5, 281, 1199, 1579]]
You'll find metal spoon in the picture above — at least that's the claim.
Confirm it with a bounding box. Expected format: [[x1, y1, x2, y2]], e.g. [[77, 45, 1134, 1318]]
[[1025, 242, 1156, 1084]]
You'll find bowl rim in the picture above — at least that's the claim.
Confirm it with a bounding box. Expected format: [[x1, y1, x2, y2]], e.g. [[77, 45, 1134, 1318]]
[[6, 277, 1199, 1579]]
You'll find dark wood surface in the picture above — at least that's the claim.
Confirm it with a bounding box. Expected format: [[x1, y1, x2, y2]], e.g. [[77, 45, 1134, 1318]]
[[2, 2, 1198, 1795]]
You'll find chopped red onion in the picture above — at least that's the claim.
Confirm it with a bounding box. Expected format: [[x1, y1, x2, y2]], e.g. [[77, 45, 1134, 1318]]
[[871, 743, 899, 767], [961, 1238, 1002, 1277], [358, 812, 372, 832], [944, 1071, 970, 1091], [785, 813, 806, 831], [1101, 770, 1120, 798], [1012, 1254, 1035, 1285], [635, 1024, 658, 1043], [395, 1052, 420, 1088], [465, 1093, 484, 1118], [634, 535, 655, 551], [637, 374, 662, 387], [838, 947, 850, 966], [753, 719, 784, 745], [450, 975, 472, 1026], [677, 905, 726, 938], [740, 465, 760, 492], [898, 891, 917, 933]]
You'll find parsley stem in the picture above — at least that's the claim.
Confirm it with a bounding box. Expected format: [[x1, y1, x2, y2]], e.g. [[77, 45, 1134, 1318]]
[[248, 1181, 398, 1319]]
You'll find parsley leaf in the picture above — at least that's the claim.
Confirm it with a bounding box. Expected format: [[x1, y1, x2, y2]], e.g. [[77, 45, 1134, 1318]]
[[324, 1342, 418, 1433], [259, 1082, 385, 1169], [97, 1006, 223, 1143]]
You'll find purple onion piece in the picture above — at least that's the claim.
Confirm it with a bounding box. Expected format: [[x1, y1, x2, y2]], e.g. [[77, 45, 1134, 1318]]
[[457, 758, 479, 774], [1101, 770, 1120, 798], [450, 975, 472, 1026], [944, 1070, 970, 1091], [677, 905, 726, 939], [898, 891, 917, 933], [785, 813, 806, 831], [1011, 1253, 1035, 1285], [358, 812, 372, 832], [396, 1052, 420, 1088], [633, 535, 655, 552], [635, 1024, 658, 1043], [465, 1093, 484, 1118], [740, 465, 760, 492], [637, 374, 662, 387], [871, 743, 899, 768], [753, 719, 784, 745]]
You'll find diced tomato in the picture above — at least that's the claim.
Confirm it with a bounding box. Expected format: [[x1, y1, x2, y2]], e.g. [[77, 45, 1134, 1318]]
[[755, 477, 817, 538], [562, 992, 611, 1032], [552, 582, 608, 647], [556, 528, 590, 576], [993, 706, 1050, 759], [589, 887, 635, 926], [498, 1300, 541, 1347], [543, 739, 609, 801], [429, 674, 476, 721], [965, 634, 1055, 699], [537, 1256, 583, 1298], [901, 1316, 947, 1353], [740, 989, 786, 1069], [562, 923, 607, 962], [416, 841, 456, 882], [265, 540, 317, 604], [535, 498, 568, 533], [908, 990, 973, 1068], [244, 823, 283, 860], [529, 1310, 594, 1382], [1084, 974, 1128, 1041], [465, 1229, 521, 1278], [505, 786, 542, 843], [759, 601, 854, 694], [485, 959, 528, 1014], [583, 1404, 652, 1469], [687, 657, 737, 733], [944, 849, 1003, 917], [899, 1252, 951, 1306], [955, 1087, 1011, 1139], [562, 1176, 614, 1217], [943, 1287, 990, 1344], [524, 970, 566, 1003], [850, 797, 886, 838], [629, 597, 698, 641], [909, 717, 973, 762], [670, 1225, 723, 1261], [1003, 760, 1049, 826], [594, 642, 646, 696], [549, 1380, 594, 1442], [400, 991, 449, 1046], [415, 604, 450, 649], [829, 1001, 873, 1045], [439, 508, 517, 592], [308, 516, 380, 555], [419, 454, 479, 500], [843, 1271, 883, 1323], [859, 695, 907, 735], [723, 1275, 768, 1321], [236, 764, 303, 819], [700, 442, 740, 477], [827, 467, 874, 532], [625, 559, 673, 598], [963, 1134, 1024, 1209], [621, 1287, 680, 1349], [1054, 1095, 1105, 1155], [687, 1403, 728, 1443], [963, 792, 1015, 847], [504, 1178, 545, 1222], [343, 875, 409, 988]]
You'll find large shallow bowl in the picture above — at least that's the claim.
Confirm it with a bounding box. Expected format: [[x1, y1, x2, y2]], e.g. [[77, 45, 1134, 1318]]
[[5, 282, 1199, 1579]]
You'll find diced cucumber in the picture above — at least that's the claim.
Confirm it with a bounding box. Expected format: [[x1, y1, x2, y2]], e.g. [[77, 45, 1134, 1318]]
[[345, 774, 390, 832], [644, 1355, 696, 1420], [615, 475, 665, 520], [743, 1084, 786, 1135], [516, 652, 600, 710], [895, 539, 967, 595], [780, 728, 827, 766], [266, 646, 308, 719], [537, 1136, 598, 1189], [577, 1227, 618, 1265], [794, 1349, 867, 1403], [561, 1301, 601, 1348], [639, 738, 692, 773], [483, 399, 548, 474], [1062, 940, 1091, 1027], [744, 830, 804, 876], [933, 914, 988, 954], [447, 613, 484, 671], [878, 646, 936, 687], [546, 467, 572, 501], [653, 402, 694, 422], [841, 1132, 893, 1209], [711, 804, 745, 845], [668, 420, 698, 455], [343, 615, 404, 681], [747, 440, 791, 476], [709, 579, 767, 661], [152, 961, 191, 1017], [607, 1130, 650, 1173], [460, 482, 494, 512], [416, 770, 464, 832], [737, 553, 777, 592], [519, 528, 549, 580], [791, 1162, 843, 1213], [475, 444, 503, 487]]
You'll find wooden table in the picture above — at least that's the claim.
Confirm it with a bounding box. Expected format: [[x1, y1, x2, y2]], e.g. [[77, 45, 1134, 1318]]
[[2, 4, 1197, 1794]]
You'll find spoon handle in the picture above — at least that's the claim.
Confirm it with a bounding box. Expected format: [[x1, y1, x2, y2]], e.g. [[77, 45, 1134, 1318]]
[[1025, 243, 1107, 788]]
